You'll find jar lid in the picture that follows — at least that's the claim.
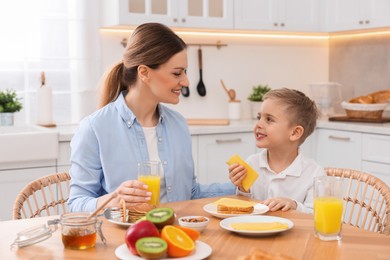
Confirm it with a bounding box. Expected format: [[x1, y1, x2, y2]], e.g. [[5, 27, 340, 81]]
[[11, 221, 58, 248]]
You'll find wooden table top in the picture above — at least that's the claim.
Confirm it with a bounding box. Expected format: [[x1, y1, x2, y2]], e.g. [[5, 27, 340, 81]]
[[2, 195, 390, 260]]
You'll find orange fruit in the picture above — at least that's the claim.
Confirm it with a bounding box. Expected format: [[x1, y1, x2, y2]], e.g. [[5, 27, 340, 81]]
[[161, 225, 195, 257], [174, 225, 200, 241]]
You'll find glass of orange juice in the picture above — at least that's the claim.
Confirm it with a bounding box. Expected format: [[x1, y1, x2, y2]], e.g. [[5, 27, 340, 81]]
[[314, 176, 344, 241], [138, 161, 162, 207]]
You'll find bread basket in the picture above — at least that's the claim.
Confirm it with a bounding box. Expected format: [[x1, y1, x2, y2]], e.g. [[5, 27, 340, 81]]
[[341, 101, 387, 119]]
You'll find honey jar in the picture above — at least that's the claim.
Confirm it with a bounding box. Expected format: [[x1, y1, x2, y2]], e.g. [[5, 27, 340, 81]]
[[60, 212, 105, 250]]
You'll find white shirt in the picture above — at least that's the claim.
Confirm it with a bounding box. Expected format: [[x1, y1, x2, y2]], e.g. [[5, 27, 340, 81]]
[[238, 149, 325, 214], [142, 126, 167, 203]]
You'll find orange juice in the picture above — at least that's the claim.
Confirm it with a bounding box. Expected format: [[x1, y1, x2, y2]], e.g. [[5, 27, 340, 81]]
[[138, 175, 161, 206], [314, 197, 343, 234]]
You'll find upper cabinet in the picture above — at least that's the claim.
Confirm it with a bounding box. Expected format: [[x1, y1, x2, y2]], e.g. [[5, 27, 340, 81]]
[[234, 0, 320, 32], [101, 0, 234, 29], [326, 0, 390, 31]]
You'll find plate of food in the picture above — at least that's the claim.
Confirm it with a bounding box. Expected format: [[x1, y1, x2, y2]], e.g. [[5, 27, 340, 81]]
[[203, 198, 269, 219], [115, 241, 212, 260], [108, 218, 136, 227], [220, 215, 293, 237]]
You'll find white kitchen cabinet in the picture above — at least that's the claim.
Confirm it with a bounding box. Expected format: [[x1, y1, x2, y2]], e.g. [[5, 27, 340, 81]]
[[101, 0, 234, 29], [57, 141, 71, 173], [326, 0, 390, 31], [234, 0, 320, 32], [0, 166, 56, 221], [195, 132, 256, 184], [313, 129, 362, 171]]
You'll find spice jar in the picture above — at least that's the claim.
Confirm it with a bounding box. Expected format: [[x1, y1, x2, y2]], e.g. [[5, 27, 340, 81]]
[[59, 212, 106, 250]]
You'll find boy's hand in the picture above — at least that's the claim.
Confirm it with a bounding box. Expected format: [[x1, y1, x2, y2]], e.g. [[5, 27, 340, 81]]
[[262, 197, 297, 212], [228, 163, 248, 191]]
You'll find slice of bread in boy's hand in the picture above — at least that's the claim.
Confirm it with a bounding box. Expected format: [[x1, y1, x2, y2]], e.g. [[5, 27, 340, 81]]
[[226, 154, 259, 191]]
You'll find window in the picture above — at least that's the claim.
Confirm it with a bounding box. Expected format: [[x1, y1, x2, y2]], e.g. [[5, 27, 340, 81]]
[[0, 1, 100, 125]]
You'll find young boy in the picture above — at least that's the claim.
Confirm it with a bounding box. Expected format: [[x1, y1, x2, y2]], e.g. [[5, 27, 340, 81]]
[[229, 88, 324, 214]]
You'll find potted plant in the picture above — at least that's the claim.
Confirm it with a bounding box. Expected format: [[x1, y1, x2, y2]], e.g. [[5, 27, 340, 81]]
[[248, 84, 271, 119], [0, 89, 23, 126]]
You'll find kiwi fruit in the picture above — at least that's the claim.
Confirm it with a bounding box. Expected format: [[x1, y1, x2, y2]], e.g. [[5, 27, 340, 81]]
[[146, 207, 175, 229], [136, 237, 167, 259]]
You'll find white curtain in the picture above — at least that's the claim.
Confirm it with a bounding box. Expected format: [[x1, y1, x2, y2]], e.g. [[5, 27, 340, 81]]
[[0, 0, 101, 125]]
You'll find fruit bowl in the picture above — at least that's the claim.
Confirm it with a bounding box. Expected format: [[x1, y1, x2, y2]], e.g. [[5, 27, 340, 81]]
[[341, 101, 387, 119], [178, 216, 209, 232]]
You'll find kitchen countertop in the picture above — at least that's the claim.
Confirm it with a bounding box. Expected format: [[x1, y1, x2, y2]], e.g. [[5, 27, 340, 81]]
[[17, 118, 390, 143]]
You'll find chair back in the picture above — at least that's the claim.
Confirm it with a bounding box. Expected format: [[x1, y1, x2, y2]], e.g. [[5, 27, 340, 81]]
[[13, 172, 71, 219], [325, 167, 390, 236]]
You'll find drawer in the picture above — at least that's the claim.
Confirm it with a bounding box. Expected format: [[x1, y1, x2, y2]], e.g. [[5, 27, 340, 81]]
[[362, 134, 390, 164]]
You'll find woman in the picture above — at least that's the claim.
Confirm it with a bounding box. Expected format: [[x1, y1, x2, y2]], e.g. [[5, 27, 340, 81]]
[[68, 23, 234, 212]]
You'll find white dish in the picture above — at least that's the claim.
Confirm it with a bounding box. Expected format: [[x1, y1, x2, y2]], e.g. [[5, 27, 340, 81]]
[[115, 241, 212, 260], [220, 215, 294, 237], [108, 218, 134, 227], [203, 203, 269, 219]]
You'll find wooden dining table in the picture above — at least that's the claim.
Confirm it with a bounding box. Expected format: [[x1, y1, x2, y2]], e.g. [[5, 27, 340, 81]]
[[2, 195, 390, 260]]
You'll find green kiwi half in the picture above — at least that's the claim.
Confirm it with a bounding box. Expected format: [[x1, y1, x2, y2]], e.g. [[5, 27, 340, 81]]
[[136, 237, 167, 259], [146, 207, 175, 229]]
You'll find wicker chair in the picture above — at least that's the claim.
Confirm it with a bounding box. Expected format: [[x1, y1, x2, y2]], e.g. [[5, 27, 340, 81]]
[[325, 167, 390, 236], [12, 172, 71, 220]]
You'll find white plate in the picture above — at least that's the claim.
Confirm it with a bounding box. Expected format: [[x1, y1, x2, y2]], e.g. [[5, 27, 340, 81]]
[[108, 218, 134, 227], [203, 203, 269, 219], [115, 241, 212, 260], [220, 215, 294, 237]]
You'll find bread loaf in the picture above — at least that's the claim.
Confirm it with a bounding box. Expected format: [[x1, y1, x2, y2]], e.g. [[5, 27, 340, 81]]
[[349, 89, 390, 104]]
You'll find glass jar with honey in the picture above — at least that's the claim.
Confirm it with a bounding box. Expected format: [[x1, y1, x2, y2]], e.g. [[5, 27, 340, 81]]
[[60, 212, 106, 250]]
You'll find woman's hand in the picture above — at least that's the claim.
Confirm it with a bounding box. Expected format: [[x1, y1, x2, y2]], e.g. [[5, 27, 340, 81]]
[[99, 180, 152, 209], [228, 163, 248, 192], [262, 197, 297, 212]]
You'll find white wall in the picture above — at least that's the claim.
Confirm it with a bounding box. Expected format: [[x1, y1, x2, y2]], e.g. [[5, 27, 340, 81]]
[[100, 30, 329, 119]]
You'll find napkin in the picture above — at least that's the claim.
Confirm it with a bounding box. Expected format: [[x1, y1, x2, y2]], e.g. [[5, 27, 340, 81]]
[[230, 222, 289, 231], [226, 154, 259, 191], [212, 198, 256, 207]]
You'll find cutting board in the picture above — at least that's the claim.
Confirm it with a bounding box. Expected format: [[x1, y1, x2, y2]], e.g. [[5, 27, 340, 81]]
[[328, 116, 390, 123], [187, 118, 230, 125]]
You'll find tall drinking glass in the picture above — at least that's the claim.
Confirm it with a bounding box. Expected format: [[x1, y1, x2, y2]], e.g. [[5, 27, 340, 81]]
[[314, 176, 344, 241], [137, 161, 162, 207]]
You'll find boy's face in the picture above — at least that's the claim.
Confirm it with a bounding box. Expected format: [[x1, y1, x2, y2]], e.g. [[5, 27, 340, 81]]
[[253, 98, 298, 149]]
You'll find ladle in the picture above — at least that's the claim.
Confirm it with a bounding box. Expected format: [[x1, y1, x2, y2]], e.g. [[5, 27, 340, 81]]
[[196, 47, 206, 97]]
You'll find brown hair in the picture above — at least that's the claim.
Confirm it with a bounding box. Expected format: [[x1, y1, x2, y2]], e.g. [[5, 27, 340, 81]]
[[99, 23, 187, 107], [263, 88, 319, 144]]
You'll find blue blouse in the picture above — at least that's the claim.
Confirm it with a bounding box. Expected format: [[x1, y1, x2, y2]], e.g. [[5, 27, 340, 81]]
[[68, 91, 234, 212]]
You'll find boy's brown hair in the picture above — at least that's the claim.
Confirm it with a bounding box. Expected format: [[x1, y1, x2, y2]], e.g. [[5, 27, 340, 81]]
[[263, 88, 319, 144]]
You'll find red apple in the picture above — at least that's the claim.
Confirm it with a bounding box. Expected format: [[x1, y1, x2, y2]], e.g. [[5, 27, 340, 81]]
[[125, 220, 160, 255]]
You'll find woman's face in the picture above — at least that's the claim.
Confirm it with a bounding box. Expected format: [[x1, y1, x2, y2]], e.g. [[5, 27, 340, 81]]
[[148, 50, 189, 104], [253, 98, 296, 150]]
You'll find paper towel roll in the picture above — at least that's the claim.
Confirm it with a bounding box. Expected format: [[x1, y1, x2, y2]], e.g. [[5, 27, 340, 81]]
[[37, 85, 54, 126]]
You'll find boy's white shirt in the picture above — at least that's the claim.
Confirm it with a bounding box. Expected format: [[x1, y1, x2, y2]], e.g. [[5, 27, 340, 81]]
[[237, 148, 325, 214]]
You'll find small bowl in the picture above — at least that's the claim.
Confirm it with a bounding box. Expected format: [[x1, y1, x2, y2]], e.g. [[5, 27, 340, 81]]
[[178, 216, 209, 232]]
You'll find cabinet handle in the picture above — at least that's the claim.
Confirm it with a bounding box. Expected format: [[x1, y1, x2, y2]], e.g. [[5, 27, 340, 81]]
[[173, 18, 178, 23], [280, 23, 285, 27], [215, 138, 242, 144], [181, 18, 186, 23], [359, 20, 363, 25], [365, 20, 370, 24], [328, 135, 351, 142], [273, 22, 278, 26]]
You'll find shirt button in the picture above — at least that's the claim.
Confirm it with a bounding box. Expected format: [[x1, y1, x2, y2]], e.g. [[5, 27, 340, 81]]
[[158, 137, 163, 142], [127, 121, 131, 127], [167, 186, 172, 192], [163, 161, 168, 165]]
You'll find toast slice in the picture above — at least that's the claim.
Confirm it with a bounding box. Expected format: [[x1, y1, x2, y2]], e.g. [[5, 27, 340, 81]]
[[217, 204, 254, 214]]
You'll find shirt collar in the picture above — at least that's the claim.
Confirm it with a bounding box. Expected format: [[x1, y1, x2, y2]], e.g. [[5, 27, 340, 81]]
[[258, 149, 302, 177], [114, 90, 166, 127]]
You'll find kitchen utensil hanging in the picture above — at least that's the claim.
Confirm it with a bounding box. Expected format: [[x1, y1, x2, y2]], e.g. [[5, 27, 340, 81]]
[[196, 47, 206, 97]]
